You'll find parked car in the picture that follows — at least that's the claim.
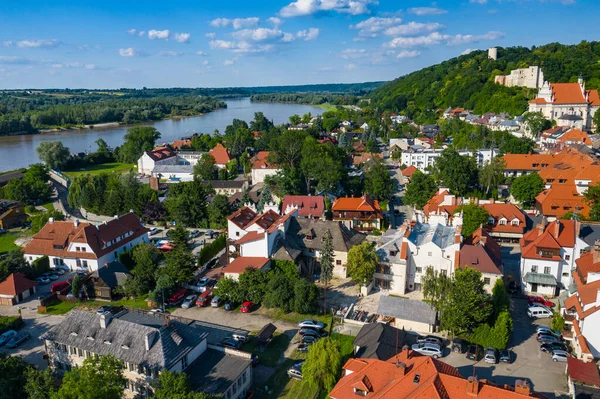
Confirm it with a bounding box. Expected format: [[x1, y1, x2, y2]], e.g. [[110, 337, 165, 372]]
[[528, 296, 554, 308], [537, 332, 563, 342], [298, 320, 325, 330], [53, 269, 65, 275], [206, 258, 219, 269], [109, 305, 124, 315], [452, 338, 469, 354], [47, 273, 59, 281], [541, 342, 568, 353], [551, 350, 570, 362], [149, 227, 159, 236], [536, 326, 562, 337], [97, 306, 113, 315], [527, 306, 553, 319], [221, 338, 241, 349], [197, 277, 211, 292], [232, 333, 248, 343], [6, 332, 30, 349], [466, 345, 483, 361], [149, 309, 170, 316], [287, 368, 303, 380], [240, 301, 254, 313], [224, 301, 234, 311], [299, 328, 324, 338], [538, 334, 563, 344], [195, 290, 213, 307], [411, 343, 443, 358], [302, 335, 319, 344], [205, 229, 216, 239], [36, 276, 50, 284], [54, 265, 70, 272], [484, 347, 498, 364], [181, 294, 198, 309], [297, 343, 310, 352], [0, 330, 17, 346], [210, 296, 221, 307], [167, 288, 188, 306], [417, 335, 444, 347], [500, 350, 513, 363]]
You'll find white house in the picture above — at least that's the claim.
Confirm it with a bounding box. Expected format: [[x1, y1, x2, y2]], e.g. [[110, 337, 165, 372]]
[[251, 152, 280, 184], [137, 147, 177, 175], [520, 219, 586, 296], [150, 165, 194, 182], [401, 148, 499, 173], [24, 213, 149, 272]]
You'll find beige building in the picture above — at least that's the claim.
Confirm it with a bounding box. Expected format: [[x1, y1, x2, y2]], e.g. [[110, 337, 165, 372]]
[[495, 66, 544, 89]]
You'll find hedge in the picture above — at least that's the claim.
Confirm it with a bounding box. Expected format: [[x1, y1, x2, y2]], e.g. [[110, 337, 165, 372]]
[[198, 234, 226, 266], [0, 316, 23, 334], [31, 255, 50, 278], [468, 310, 513, 350]]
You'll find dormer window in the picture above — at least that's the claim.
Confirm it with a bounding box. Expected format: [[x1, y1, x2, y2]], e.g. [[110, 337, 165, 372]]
[[559, 179, 567, 184], [511, 220, 520, 226], [354, 388, 368, 396]]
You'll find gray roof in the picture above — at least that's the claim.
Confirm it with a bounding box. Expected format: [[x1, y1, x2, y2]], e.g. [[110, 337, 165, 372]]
[[186, 349, 252, 395], [353, 323, 407, 360], [203, 180, 246, 189], [290, 218, 366, 252], [91, 261, 131, 290], [407, 222, 458, 249], [579, 223, 600, 247], [191, 320, 249, 347], [41, 310, 207, 370], [376, 228, 407, 264], [377, 296, 437, 325], [523, 272, 557, 286], [152, 165, 194, 174]]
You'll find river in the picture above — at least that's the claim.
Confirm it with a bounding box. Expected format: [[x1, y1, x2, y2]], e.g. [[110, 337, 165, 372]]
[[0, 98, 324, 172]]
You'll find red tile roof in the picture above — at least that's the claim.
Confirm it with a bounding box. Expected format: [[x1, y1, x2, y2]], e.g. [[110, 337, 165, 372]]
[[282, 196, 325, 218], [535, 186, 590, 218], [567, 357, 600, 387], [558, 129, 592, 145], [459, 228, 503, 275], [227, 206, 258, 229], [209, 143, 231, 165], [353, 153, 381, 166], [0, 273, 37, 296], [332, 194, 381, 213], [146, 146, 176, 162], [521, 220, 577, 261], [251, 151, 277, 170], [423, 190, 461, 217], [575, 250, 600, 283], [233, 230, 263, 245], [401, 165, 417, 177], [170, 139, 191, 150], [222, 257, 270, 275]]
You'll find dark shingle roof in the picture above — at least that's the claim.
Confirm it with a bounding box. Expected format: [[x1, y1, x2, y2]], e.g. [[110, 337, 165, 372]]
[[377, 296, 437, 325], [91, 261, 131, 290], [354, 323, 407, 360], [291, 218, 366, 252], [186, 349, 252, 395], [41, 310, 207, 370]]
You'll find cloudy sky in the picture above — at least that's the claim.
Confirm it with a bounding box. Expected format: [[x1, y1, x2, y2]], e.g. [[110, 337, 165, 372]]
[[0, 0, 592, 89]]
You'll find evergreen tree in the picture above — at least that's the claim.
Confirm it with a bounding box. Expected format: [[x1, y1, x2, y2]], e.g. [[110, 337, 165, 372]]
[[320, 231, 334, 314], [256, 185, 272, 213]]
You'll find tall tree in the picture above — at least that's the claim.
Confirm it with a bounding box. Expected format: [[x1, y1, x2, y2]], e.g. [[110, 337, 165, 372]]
[[492, 278, 510, 314], [153, 370, 216, 399], [118, 126, 161, 163], [24, 367, 56, 399], [302, 337, 342, 393], [479, 157, 505, 196], [421, 266, 451, 314], [207, 194, 232, 229], [510, 172, 545, 207], [523, 111, 551, 138], [347, 242, 378, 287], [434, 149, 478, 196], [585, 182, 600, 221], [53, 355, 126, 399], [36, 141, 70, 170], [404, 170, 437, 209], [320, 231, 334, 314], [457, 204, 489, 237], [289, 114, 301, 125], [193, 154, 217, 181], [364, 160, 393, 200], [249, 111, 274, 132], [256, 184, 273, 213]]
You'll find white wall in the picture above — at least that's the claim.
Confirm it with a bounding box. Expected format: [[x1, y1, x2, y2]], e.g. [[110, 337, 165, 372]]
[[581, 311, 600, 358], [251, 168, 279, 184], [406, 240, 458, 290], [228, 221, 248, 241]]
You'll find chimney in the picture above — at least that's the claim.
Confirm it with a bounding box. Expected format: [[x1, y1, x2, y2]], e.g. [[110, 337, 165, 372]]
[[95, 224, 100, 231], [553, 219, 560, 238], [489, 198, 495, 204], [49, 217, 54, 224], [466, 376, 480, 396], [144, 331, 157, 351], [74, 219, 79, 227], [99, 313, 112, 329], [575, 219, 581, 237], [537, 223, 545, 236], [515, 380, 531, 396], [395, 361, 407, 375], [593, 240, 600, 264]]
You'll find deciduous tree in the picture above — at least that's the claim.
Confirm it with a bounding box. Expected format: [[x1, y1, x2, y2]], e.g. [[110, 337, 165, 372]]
[[458, 204, 489, 237], [404, 170, 437, 209], [320, 232, 334, 314], [118, 126, 161, 163], [347, 242, 378, 287], [53, 355, 126, 399], [193, 154, 217, 181], [36, 141, 70, 170], [510, 172, 544, 207], [479, 157, 505, 196], [303, 338, 342, 393], [364, 160, 393, 200]]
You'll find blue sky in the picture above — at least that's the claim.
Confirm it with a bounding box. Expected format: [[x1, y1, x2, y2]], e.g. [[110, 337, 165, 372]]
[[0, 0, 594, 89]]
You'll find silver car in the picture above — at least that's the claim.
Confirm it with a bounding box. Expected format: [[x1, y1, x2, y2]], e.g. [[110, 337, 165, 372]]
[[411, 343, 442, 358], [552, 349, 570, 362], [181, 294, 198, 309]]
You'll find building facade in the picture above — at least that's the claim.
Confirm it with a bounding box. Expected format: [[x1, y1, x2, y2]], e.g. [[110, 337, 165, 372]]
[[494, 66, 544, 89]]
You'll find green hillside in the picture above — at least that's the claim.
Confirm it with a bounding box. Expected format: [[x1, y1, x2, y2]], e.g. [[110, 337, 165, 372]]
[[370, 41, 600, 123]]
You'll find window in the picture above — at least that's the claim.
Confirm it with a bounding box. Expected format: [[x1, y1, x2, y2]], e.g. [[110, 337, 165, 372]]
[[441, 270, 447, 276], [544, 266, 551, 274], [483, 277, 491, 285], [499, 219, 507, 225], [128, 362, 136, 372], [181, 355, 188, 369], [114, 251, 118, 259], [562, 272, 569, 277], [511, 220, 519, 226], [565, 255, 570, 261], [336, 260, 341, 265], [428, 252, 432, 257], [531, 265, 538, 273], [236, 232, 240, 237], [416, 267, 423, 273]]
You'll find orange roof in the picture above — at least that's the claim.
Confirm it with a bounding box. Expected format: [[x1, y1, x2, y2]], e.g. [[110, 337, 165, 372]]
[[521, 220, 577, 261], [558, 129, 591, 145], [535, 186, 590, 218], [401, 165, 417, 177], [353, 153, 381, 166], [222, 256, 270, 275], [550, 83, 588, 104], [330, 347, 541, 399], [575, 250, 600, 283], [227, 206, 258, 229], [0, 273, 38, 296], [502, 148, 596, 173], [209, 143, 231, 165], [251, 151, 277, 170], [529, 97, 547, 105], [332, 194, 381, 213], [234, 230, 263, 245], [170, 139, 191, 150], [572, 319, 592, 355], [588, 89, 600, 106]]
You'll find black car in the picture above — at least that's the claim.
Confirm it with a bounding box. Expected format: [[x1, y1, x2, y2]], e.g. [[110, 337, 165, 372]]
[[507, 280, 519, 294], [297, 343, 310, 352], [224, 301, 235, 311], [466, 345, 483, 361], [302, 335, 319, 344], [221, 338, 241, 349], [540, 342, 568, 353], [452, 338, 469, 354], [538, 334, 563, 344], [500, 349, 513, 363]]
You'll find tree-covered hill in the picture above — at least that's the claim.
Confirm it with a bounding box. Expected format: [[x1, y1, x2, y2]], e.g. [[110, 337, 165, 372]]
[[370, 41, 600, 123]]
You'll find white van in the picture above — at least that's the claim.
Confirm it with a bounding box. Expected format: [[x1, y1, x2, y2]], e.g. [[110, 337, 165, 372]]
[[527, 306, 553, 319]]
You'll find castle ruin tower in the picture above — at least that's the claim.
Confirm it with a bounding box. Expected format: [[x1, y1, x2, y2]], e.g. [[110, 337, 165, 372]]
[[488, 47, 498, 61]]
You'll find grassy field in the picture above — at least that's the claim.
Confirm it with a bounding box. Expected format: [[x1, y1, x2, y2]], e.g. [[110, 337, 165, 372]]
[[0, 233, 19, 255], [43, 296, 152, 315], [62, 162, 136, 178], [261, 308, 331, 327], [40, 202, 54, 212], [242, 333, 291, 367], [314, 104, 337, 112], [44, 300, 78, 315]]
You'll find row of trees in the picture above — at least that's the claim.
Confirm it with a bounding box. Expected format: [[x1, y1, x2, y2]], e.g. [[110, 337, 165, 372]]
[[0, 164, 53, 205]]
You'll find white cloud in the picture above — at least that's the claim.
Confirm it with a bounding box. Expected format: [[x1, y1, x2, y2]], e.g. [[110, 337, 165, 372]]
[[397, 50, 420, 58], [205, 32, 216, 39], [447, 31, 504, 45], [210, 40, 237, 50], [119, 47, 143, 57], [224, 59, 235, 66], [296, 28, 319, 41], [461, 48, 476, 55], [148, 29, 170, 40], [281, 32, 296, 42], [138, 30, 146, 37], [280, 0, 378, 17], [210, 40, 272, 53], [341, 48, 368, 59], [0, 56, 44, 65], [407, 7, 447, 15], [51, 62, 97, 69], [232, 28, 284, 42], [202, 60, 210, 66], [351, 17, 402, 38], [196, 51, 208, 56], [127, 29, 137, 35], [209, 17, 260, 29], [384, 22, 444, 37], [17, 39, 60, 48], [159, 50, 184, 57], [388, 30, 504, 48], [345, 63, 357, 70], [173, 33, 191, 43], [268, 17, 283, 27]]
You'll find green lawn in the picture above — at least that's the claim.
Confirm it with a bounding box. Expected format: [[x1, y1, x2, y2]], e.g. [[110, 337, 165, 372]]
[[314, 104, 337, 112], [261, 308, 331, 327], [242, 333, 290, 367], [0, 233, 19, 255], [62, 162, 136, 178], [42, 296, 152, 316], [40, 202, 54, 212], [44, 300, 78, 315]]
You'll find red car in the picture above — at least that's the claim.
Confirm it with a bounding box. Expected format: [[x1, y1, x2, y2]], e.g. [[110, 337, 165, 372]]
[[240, 301, 254, 313], [528, 296, 554, 308]]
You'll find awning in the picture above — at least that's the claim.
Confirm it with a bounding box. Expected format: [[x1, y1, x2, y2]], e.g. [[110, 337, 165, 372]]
[[523, 272, 557, 286]]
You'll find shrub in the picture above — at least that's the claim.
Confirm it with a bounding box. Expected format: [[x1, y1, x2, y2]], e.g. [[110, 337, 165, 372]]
[[469, 310, 513, 349], [198, 234, 226, 266], [0, 316, 23, 334], [30, 256, 49, 278]]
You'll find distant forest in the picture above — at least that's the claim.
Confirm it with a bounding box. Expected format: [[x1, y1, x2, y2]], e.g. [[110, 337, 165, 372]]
[[242, 81, 384, 94], [370, 41, 600, 123], [250, 92, 361, 106]]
